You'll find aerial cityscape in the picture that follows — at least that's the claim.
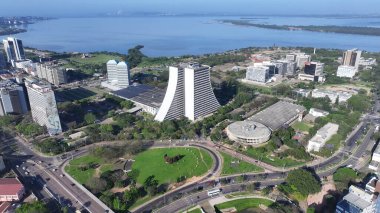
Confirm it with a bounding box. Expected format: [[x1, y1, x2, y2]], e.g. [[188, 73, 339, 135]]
[[0, 1, 380, 213]]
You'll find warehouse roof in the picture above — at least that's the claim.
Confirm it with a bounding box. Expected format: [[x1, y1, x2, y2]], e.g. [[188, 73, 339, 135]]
[[249, 101, 306, 131]]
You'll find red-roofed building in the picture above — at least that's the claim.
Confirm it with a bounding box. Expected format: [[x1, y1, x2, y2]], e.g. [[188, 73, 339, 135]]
[[0, 178, 24, 202], [0, 202, 11, 213]]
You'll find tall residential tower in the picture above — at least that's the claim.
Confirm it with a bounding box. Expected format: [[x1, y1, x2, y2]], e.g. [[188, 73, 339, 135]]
[[25, 78, 62, 135], [2, 37, 25, 66]]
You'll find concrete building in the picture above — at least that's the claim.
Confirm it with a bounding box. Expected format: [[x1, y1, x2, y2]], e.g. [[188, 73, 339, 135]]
[[336, 185, 376, 213], [155, 63, 220, 121], [102, 60, 130, 90], [337, 65, 357, 78], [0, 80, 28, 116], [245, 65, 270, 83], [359, 57, 377, 66], [309, 108, 329, 118], [311, 89, 354, 103], [226, 121, 271, 146], [249, 101, 306, 131], [277, 60, 297, 76], [36, 63, 67, 86], [0, 178, 24, 202], [307, 122, 339, 152], [298, 73, 325, 83], [304, 62, 324, 76], [293, 88, 311, 98], [343, 49, 362, 69], [369, 145, 380, 171], [25, 78, 62, 135], [286, 54, 297, 61], [2, 37, 25, 67], [296, 54, 311, 68]]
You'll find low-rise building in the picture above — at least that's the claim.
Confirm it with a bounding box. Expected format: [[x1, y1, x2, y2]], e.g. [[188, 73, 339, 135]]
[[293, 88, 311, 98], [226, 121, 271, 146], [298, 73, 325, 83], [359, 57, 377, 66], [309, 108, 329, 117], [336, 185, 376, 213], [369, 145, 380, 171], [311, 89, 353, 103], [337, 65, 357, 78], [0, 178, 24, 202], [307, 122, 339, 152]]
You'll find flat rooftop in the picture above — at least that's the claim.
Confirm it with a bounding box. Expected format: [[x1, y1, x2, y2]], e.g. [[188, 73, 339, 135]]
[[112, 84, 165, 109], [227, 121, 271, 139], [249, 101, 306, 131]]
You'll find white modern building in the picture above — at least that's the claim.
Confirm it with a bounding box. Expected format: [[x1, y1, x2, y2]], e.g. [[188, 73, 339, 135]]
[[245, 65, 270, 83], [337, 65, 357, 78], [298, 73, 325, 83], [36, 63, 67, 86], [101, 60, 130, 90], [369, 145, 380, 171], [0, 80, 28, 116], [309, 108, 329, 118], [2, 37, 25, 67], [226, 121, 271, 146], [293, 88, 311, 98], [307, 122, 339, 152], [25, 78, 62, 135], [296, 53, 311, 68], [336, 185, 376, 213], [311, 89, 354, 103], [155, 63, 220, 122]]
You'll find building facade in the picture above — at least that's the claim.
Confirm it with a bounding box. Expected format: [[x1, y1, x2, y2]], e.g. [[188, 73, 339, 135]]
[[36, 63, 67, 86], [103, 60, 130, 90], [304, 62, 324, 76], [2, 37, 25, 66], [343, 49, 362, 69], [155, 63, 220, 121], [0, 80, 28, 116], [307, 123, 339, 152], [245, 65, 270, 83], [25, 78, 62, 135], [337, 65, 357, 78]]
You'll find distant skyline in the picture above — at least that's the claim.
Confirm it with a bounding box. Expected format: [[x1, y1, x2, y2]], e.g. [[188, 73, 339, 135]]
[[1, 0, 379, 17]]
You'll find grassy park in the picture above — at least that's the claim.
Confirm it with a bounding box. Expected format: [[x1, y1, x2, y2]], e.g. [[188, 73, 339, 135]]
[[64, 155, 114, 184], [64, 53, 123, 74], [132, 147, 213, 184], [215, 198, 273, 212], [292, 121, 312, 132], [220, 152, 263, 175]]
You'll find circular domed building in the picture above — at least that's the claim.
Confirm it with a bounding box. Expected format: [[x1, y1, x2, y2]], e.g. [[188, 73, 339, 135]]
[[226, 121, 271, 146]]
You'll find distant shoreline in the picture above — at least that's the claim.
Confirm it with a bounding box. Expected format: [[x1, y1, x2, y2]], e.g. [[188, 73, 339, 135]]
[[0, 17, 52, 36], [220, 19, 380, 37]]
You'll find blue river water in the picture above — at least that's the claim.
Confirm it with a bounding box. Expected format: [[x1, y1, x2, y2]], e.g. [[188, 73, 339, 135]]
[[8, 16, 380, 56]]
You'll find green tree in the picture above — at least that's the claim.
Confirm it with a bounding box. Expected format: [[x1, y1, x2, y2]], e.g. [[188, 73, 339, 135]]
[[84, 113, 96, 124], [333, 167, 359, 191], [286, 168, 321, 196], [121, 100, 135, 109], [16, 201, 49, 213], [143, 175, 159, 196]]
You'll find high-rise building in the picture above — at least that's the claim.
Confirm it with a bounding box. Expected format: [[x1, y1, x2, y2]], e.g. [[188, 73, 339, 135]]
[[245, 65, 270, 83], [2, 37, 25, 66], [36, 63, 67, 86], [0, 80, 28, 116], [336, 65, 357, 78], [155, 63, 220, 122], [343, 49, 361, 69], [0, 51, 6, 69], [103, 60, 130, 90], [304, 62, 324, 76], [25, 78, 62, 135]]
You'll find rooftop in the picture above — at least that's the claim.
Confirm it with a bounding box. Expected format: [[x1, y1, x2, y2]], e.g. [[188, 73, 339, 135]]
[[0, 178, 23, 195], [249, 101, 306, 131], [226, 121, 271, 139], [112, 84, 165, 109], [309, 123, 339, 145]]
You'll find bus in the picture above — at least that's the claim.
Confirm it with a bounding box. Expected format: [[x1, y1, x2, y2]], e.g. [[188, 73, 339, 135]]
[[207, 188, 221, 197]]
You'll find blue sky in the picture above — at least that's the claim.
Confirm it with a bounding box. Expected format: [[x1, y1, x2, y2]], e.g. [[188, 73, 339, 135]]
[[1, 0, 379, 17]]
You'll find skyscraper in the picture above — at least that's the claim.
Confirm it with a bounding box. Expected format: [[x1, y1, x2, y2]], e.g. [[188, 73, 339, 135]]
[[155, 63, 220, 122], [25, 78, 62, 135], [2, 37, 25, 66], [0, 80, 28, 116], [343, 49, 361, 69]]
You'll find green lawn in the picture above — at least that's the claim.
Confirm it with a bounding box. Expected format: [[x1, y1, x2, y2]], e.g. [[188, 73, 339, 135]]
[[292, 121, 312, 132], [244, 148, 305, 168], [132, 147, 213, 184], [221, 152, 263, 175], [186, 208, 202, 213], [215, 198, 273, 212], [65, 155, 114, 184], [315, 134, 343, 157], [64, 53, 123, 74]]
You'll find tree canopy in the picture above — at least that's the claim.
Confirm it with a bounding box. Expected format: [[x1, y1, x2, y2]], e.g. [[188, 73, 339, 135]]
[[286, 168, 321, 196]]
